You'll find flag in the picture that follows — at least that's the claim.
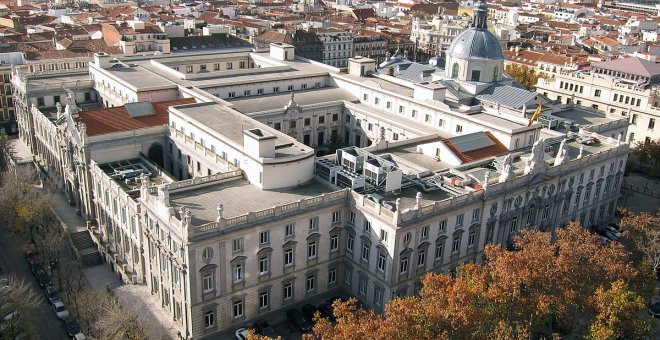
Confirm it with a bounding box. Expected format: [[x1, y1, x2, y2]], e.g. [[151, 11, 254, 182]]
[[528, 101, 542, 127]]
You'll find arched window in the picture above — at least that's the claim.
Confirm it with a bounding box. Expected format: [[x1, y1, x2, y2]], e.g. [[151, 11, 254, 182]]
[[451, 63, 459, 79], [492, 66, 499, 81]]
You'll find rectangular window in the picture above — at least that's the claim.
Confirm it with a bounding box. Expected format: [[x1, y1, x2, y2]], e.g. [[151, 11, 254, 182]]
[[439, 220, 447, 233], [273, 87, 279, 93], [400, 258, 408, 274], [284, 248, 294, 266], [421, 225, 429, 239], [349, 211, 356, 223], [386, 101, 392, 109], [233, 300, 243, 318], [456, 214, 464, 226], [472, 208, 480, 220], [379, 229, 388, 242], [438, 119, 445, 127], [227, 62, 233, 70], [468, 230, 476, 246], [374, 98, 379, 105], [452, 236, 460, 253], [204, 310, 214, 329], [288, 85, 294, 91], [232, 238, 243, 252], [542, 204, 551, 220], [364, 220, 371, 232], [361, 244, 370, 262], [456, 125, 463, 133], [259, 230, 270, 245], [309, 217, 319, 231], [358, 278, 367, 296], [412, 109, 417, 118], [213, 63, 220, 71], [202, 273, 213, 293], [510, 217, 519, 233], [259, 291, 269, 309], [244, 90, 251, 96], [257, 88, 264, 95], [399, 105, 404, 113], [377, 253, 386, 272], [347, 235, 354, 252], [332, 210, 341, 223], [594, 89, 601, 97], [259, 256, 269, 274], [283, 224, 294, 238], [435, 243, 444, 260], [308, 241, 317, 259], [344, 268, 352, 285], [363, 94, 368, 101], [283, 282, 293, 300], [417, 249, 426, 267], [649, 118, 656, 129], [240, 61, 246, 69], [306, 274, 315, 291], [330, 235, 339, 251], [328, 268, 337, 284]]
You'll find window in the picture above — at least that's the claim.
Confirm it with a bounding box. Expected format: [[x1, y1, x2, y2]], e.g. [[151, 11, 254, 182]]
[[452, 235, 460, 253], [285, 223, 294, 237], [435, 242, 444, 260], [400, 258, 409, 274], [330, 235, 339, 251], [319, 116, 325, 124], [204, 310, 214, 329], [202, 272, 213, 293], [438, 119, 445, 127], [594, 89, 601, 97], [283, 282, 293, 300], [258, 88, 264, 95], [392, 132, 399, 141], [344, 268, 353, 285], [284, 248, 294, 266], [227, 62, 233, 70], [361, 244, 370, 262], [377, 253, 386, 272], [649, 118, 656, 130], [456, 214, 464, 227], [309, 217, 319, 231], [386, 101, 392, 109], [374, 98, 380, 105], [363, 94, 368, 101], [259, 230, 270, 245], [425, 114, 431, 123], [329, 268, 337, 284], [259, 256, 269, 275], [364, 220, 371, 232], [233, 263, 243, 283], [456, 125, 463, 133], [542, 204, 551, 220], [301, 84, 307, 89], [37, 97, 44, 106], [186, 66, 193, 73], [439, 220, 447, 233], [288, 85, 294, 91], [412, 110, 417, 118], [358, 277, 367, 296], [468, 230, 476, 246], [308, 241, 317, 259], [233, 300, 243, 318], [244, 90, 251, 96], [349, 211, 356, 224], [510, 217, 519, 233], [472, 208, 480, 221], [232, 238, 243, 252], [347, 235, 354, 252], [332, 210, 341, 223], [421, 225, 429, 239], [379, 229, 388, 242], [259, 291, 269, 309], [451, 63, 459, 79], [306, 274, 315, 291], [273, 87, 279, 93], [632, 114, 638, 125], [213, 63, 220, 70], [417, 249, 426, 267], [399, 105, 404, 113], [315, 82, 321, 88]]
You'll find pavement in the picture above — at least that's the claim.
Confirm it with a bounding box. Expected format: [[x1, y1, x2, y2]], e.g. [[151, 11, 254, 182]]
[[619, 174, 660, 213]]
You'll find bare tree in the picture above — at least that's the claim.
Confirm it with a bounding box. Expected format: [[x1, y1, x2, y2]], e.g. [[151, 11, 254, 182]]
[[89, 293, 148, 340], [0, 275, 42, 339], [0, 170, 54, 238]]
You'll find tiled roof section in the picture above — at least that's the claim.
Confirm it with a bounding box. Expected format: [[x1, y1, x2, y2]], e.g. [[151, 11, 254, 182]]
[[475, 83, 537, 110], [169, 34, 251, 51], [351, 8, 376, 20], [77, 98, 195, 136], [592, 57, 660, 77], [442, 131, 509, 164]]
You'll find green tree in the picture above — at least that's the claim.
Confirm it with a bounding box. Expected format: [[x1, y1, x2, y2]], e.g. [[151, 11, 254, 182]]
[[587, 280, 652, 340], [0, 171, 53, 236], [631, 139, 660, 171], [505, 63, 540, 90]]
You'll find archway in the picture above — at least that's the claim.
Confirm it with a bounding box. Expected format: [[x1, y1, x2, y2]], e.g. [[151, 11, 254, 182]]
[[147, 143, 164, 168]]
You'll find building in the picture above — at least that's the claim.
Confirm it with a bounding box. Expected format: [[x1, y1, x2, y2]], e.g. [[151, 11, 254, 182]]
[[14, 1, 629, 339], [410, 12, 471, 58], [318, 30, 353, 68], [101, 21, 170, 55], [536, 56, 660, 143], [0, 52, 25, 134], [352, 32, 388, 64]]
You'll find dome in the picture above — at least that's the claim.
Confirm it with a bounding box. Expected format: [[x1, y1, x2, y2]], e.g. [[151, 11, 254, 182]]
[[446, 28, 505, 60]]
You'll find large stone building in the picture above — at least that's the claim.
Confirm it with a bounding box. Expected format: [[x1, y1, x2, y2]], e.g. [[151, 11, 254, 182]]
[[536, 56, 660, 144], [13, 1, 629, 339]]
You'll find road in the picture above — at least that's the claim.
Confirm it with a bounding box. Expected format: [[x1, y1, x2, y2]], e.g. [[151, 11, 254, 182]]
[[0, 226, 69, 340]]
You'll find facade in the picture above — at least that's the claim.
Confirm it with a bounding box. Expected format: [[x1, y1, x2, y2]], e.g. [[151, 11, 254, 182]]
[[14, 2, 630, 339], [536, 56, 660, 144], [0, 52, 25, 134], [318, 31, 354, 68], [410, 13, 471, 58], [352, 32, 388, 64]]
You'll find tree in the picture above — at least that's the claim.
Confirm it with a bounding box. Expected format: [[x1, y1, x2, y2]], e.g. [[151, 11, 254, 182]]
[[587, 280, 652, 340], [311, 223, 649, 339], [0, 275, 42, 340], [618, 211, 660, 279], [0, 170, 53, 236], [505, 63, 540, 90], [631, 139, 660, 171]]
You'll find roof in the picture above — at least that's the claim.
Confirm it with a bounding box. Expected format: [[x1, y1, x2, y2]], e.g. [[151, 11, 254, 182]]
[[442, 131, 509, 163], [447, 28, 505, 61], [77, 98, 195, 136], [475, 83, 537, 110], [593, 57, 660, 77]]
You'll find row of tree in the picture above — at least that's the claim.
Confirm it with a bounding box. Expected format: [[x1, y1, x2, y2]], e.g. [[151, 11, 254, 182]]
[[252, 213, 658, 340]]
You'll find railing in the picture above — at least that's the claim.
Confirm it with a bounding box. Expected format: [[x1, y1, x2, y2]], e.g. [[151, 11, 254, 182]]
[[169, 126, 234, 170]]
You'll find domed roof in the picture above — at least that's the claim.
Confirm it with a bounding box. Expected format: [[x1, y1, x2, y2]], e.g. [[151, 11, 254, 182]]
[[446, 28, 504, 61]]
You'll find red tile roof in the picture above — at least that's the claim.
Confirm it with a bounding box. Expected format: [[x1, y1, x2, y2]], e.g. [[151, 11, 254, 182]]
[[77, 98, 195, 136]]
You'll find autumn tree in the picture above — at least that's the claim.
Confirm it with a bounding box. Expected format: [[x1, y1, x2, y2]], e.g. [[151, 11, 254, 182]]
[[587, 280, 652, 340], [618, 211, 660, 278], [631, 139, 660, 172], [312, 223, 649, 339], [505, 63, 540, 90], [0, 170, 53, 236]]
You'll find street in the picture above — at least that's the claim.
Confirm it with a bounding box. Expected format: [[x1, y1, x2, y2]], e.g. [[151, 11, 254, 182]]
[[0, 225, 69, 340]]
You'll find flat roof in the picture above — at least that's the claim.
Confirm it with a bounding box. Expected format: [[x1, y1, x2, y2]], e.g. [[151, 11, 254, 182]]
[[381, 143, 453, 172], [27, 73, 92, 92], [172, 102, 313, 158], [169, 178, 337, 225], [551, 108, 619, 126], [7, 139, 33, 165], [101, 63, 177, 90], [228, 87, 358, 114], [470, 112, 526, 130]]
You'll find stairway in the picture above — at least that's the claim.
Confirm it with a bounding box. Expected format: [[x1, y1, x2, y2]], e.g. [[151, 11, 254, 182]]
[[70, 231, 103, 267]]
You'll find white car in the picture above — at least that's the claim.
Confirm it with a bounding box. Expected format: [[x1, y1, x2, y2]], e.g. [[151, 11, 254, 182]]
[[235, 327, 248, 340], [52, 301, 70, 320]]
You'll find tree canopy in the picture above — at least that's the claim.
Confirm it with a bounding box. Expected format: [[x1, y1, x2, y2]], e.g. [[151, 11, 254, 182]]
[[505, 63, 540, 90]]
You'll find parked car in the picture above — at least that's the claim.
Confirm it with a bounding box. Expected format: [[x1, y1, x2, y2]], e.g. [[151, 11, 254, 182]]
[[29, 262, 42, 276], [578, 136, 595, 145], [35, 269, 52, 288], [286, 309, 312, 333], [253, 319, 276, 338], [648, 301, 660, 318], [603, 225, 623, 239], [301, 304, 318, 321], [607, 223, 620, 230], [317, 302, 336, 322], [234, 327, 247, 340], [62, 316, 81, 337], [72, 333, 87, 340], [24, 250, 37, 265], [45, 286, 62, 305], [52, 301, 70, 320]]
